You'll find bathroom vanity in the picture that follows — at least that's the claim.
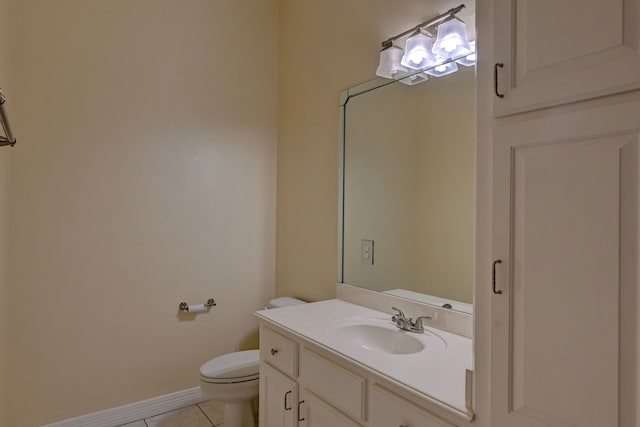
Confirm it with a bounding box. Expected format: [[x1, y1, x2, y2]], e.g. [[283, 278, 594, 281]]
[[255, 299, 473, 427]]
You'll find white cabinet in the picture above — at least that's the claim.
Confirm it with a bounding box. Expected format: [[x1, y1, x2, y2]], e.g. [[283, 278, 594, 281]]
[[260, 362, 298, 427], [260, 326, 298, 378], [298, 389, 362, 427], [258, 324, 463, 427], [492, 0, 640, 116], [485, 0, 640, 425], [489, 98, 640, 427], [369, 385, 455, 427], [298, 348, 366, 422]]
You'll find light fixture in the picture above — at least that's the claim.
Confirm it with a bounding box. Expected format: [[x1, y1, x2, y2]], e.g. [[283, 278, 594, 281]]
[[398, 72, 429, 86], [425, 60, 459, 77], [456, 40, 476, 67], [432, 16, 471, 59], [400, 31, 436, 70], [376, 44, 408, 78], [374, 4, 472, 84]]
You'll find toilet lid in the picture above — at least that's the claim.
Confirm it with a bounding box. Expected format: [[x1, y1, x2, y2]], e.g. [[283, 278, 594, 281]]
[[200, 350, 259, 383]]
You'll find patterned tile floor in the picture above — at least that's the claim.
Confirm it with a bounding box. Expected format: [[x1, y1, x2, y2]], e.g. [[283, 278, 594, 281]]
[[118, 399, 258, 427]]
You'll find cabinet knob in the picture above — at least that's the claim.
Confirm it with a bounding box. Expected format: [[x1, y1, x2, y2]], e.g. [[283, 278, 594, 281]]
[[270, 348, 278, 356]]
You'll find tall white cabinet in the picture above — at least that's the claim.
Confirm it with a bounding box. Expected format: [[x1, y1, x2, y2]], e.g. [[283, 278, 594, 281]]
[[484, 0, 640, 426], [492, 0, 640, 116]]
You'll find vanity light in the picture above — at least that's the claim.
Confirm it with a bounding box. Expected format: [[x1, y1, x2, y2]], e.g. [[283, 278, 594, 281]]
[[425, 61, 458, 77], [456, 40, 476, 67], [374, 4, 472, 84], [376, 44, 408, 79], [400, 31, 436, 70], [432, 16, 471, 59], [398, 72, 429, 86]]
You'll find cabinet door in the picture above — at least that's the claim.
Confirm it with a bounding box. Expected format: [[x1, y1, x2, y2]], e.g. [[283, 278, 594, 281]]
[[369, 385, 455, 427], [493, 0, 640, 116], [298, 389, 361, 427], [490, 100, 640, 426], [260, 363, 297, 427]]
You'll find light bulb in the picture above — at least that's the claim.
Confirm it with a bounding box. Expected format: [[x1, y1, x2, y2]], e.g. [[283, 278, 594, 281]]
[[398, 72, 429, 85], [409, 50, 427, 64], [456, 40, 476, 67], [432, 16, 471, 59], [376, 45, 408, 79], [425, 61, 458, 77], [442, 40, 458, 53], [401, 31, 436, 70]]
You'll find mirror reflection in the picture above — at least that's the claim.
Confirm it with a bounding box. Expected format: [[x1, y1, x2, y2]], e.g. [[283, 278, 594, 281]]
[[339, 66, 475, 313]]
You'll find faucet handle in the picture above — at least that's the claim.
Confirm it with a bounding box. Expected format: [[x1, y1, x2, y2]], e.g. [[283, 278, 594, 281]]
[[411, 315, 433, 332], [391, 307, 405, 321]]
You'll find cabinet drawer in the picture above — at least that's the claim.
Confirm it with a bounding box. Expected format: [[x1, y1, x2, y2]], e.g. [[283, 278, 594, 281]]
[[260, 326, 298, 378], [370, 385, 455, 427], [299, 348, 365, 422]]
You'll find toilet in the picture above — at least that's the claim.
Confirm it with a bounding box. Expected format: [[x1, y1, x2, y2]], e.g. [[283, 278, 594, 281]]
[[199, 297, 306, 427]]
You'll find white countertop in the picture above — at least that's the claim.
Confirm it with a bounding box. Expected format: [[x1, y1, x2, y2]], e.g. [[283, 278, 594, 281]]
[[255, 299, 473, 421]]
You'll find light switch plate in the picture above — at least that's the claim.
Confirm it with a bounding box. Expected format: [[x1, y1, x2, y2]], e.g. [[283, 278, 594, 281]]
[[361, 239, 374, 265]]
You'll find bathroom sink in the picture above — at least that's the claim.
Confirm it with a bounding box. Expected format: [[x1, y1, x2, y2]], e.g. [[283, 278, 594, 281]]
[[336, 324, 425, 355]]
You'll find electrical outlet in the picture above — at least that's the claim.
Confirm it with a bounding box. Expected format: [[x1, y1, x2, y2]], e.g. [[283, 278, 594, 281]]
[[361, 239, 374, 265]]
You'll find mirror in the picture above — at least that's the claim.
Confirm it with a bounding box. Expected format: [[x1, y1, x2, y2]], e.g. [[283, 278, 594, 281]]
[[338, 66, 475, 314]]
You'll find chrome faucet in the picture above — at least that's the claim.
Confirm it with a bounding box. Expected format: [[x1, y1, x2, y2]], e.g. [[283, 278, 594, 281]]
[[391, 307, 432, 333]]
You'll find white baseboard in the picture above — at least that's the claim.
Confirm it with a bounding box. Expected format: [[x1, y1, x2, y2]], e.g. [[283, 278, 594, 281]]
[[42, 387, 209, 427]]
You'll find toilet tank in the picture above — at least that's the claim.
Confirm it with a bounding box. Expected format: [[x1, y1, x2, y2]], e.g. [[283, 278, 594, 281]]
[[267, 297, 306, 309]]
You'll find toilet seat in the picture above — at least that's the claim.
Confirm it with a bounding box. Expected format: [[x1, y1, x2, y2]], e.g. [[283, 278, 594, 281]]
[[200, 349, 259, 384]]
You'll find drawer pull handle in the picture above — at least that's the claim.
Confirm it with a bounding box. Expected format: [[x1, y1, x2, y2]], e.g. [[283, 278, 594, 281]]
[[492, 259, 503, 294], [494, 63, 505, 98], [297, 400, 305, 421], [284, 390, 292, 410], [270, 348, 278, 356]]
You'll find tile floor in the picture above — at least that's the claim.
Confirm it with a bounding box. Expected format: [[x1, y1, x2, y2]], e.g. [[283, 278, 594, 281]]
[[118, 399, 258, 427]]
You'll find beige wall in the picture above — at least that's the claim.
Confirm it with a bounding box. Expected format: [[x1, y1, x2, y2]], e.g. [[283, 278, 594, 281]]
[[0, 0, 12, 424], [8, 1, 278, 426], [276, 0, 472, 301]]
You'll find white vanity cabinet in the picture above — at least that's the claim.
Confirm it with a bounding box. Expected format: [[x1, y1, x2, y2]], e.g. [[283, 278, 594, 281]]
[[492, 0, 640, 116], [258, 322, 466, 427], [298, 389, 362, 427], [260, 362, 297, 427], [259, 327, 300, 427], [369, 385, 455, 427]]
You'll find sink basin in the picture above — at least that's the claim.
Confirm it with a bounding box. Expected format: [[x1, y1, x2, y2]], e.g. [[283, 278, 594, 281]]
[[336, 324, 425, 355]]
